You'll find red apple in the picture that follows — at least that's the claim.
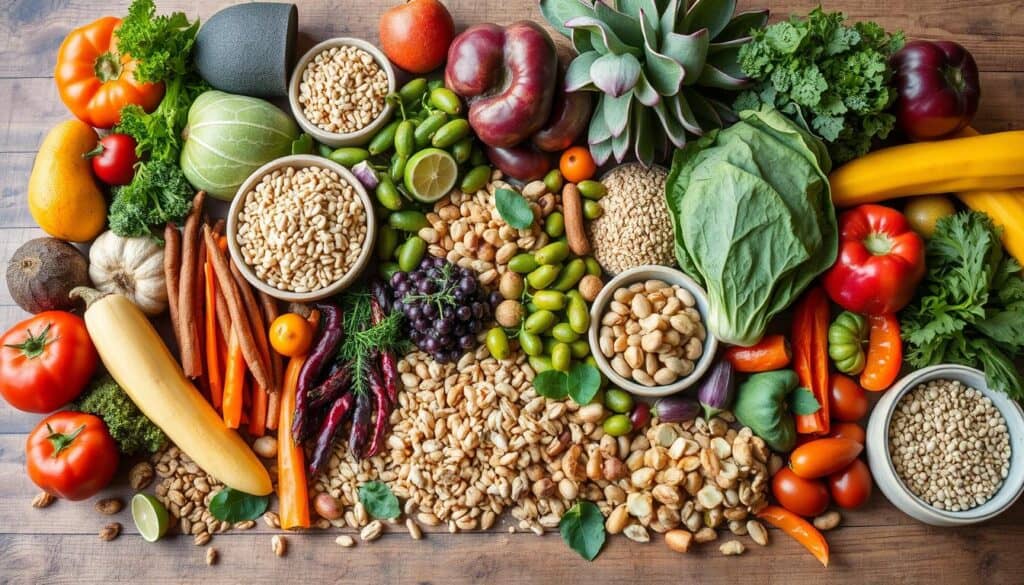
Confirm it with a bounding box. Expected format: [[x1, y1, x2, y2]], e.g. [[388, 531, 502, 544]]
[[379, 0, 455, 74]]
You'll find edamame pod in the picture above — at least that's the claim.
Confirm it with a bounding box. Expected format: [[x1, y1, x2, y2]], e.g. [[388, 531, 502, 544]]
[[432, 119, 471, 148], [535, 241, 571, 265], [398, 236, 427, 272], [524, 310, 557, 335], [551, 343, 571, 372], [545, 212, 565, 238], [375, 177, 403, 211], [486, 327, 510, 360], [460, 165, 491, 193], [429, 88, 463, 115], [388, 210, 430, 232], [328, 147, 370, 167], [527, 264, 561, 289], [508, 253, 539, 274], [550, 258, 585, 291], [368, 119, 401, 155], [395, 120, 415, 158]]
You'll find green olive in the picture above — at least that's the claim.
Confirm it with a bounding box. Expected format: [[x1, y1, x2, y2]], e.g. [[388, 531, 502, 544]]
[[389, 153, 408, 183], [470, 147, 487, 166], [328, 147, 370, 167], [551, 323, 579, 343], [524, 310, 557, 335], [398, 78, 428, 104], [604, 389, 634, 414], [584, 257, 602, 277], [603, 414, 633, 437], [486, 327, 510, 360], [545, 211, 565, 238], [535, 241, 571, 265], [451, 137, 474, 164], [583, 200, 604, 220], [375, 177, 403, 211], [551, 258, 586, 291], [529, 355, 554, 373], [388, 211, 430, 232], [368, 119, 401, 155], [566, 291, 590, 334], [432, 119, 472, 149], [518, 331, 544, 356], [508, 253, 539, 274], [543, 169, 564, 194], [397, 236, 427, 272], [376, 225, 399, 261], [527, 264, 561, 289], [394, 120, 415, 158], [551, 342, 572, 372], [532, 290, 567, 311], [414, 112, 449, 148], [460, 165, 491, 194], [576, 180, 607, 200], [429, 87, 463, 115], [570, 340, 590, 359]]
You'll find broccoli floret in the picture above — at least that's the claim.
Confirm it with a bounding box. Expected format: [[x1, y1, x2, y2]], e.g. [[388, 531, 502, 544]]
[[74, 374, 167, 455], [108, 160, 194, 238]]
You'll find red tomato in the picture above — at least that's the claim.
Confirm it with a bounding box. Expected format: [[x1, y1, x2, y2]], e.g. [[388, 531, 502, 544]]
[[379, 0, 454, 73], [0, 312, 98, 413], [86, 133, 138, 185], [827, 422, 866, 445], [26, 411, 119, 500], [829, 458, 873, 509], [828, 374, 870, 422], [772, 467, 831, 517]]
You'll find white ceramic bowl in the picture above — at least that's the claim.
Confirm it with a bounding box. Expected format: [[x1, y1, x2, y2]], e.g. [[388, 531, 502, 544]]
[[226, 155, 376, 303], [288, 37, 397, 148], [866, 364, 1024, 526], [587, 265, 718, 398]]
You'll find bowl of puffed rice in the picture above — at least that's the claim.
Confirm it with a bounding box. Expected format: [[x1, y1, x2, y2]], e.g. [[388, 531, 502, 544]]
[[288, 37, 397, 148], [867, 364, 1024, 526], [226, 155, 376, 302]]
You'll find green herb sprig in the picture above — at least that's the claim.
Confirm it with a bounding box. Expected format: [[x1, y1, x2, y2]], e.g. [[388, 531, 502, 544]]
[[337, 287, 408, 397], [358, 481, 400, 520], [560, 501, 606, 561]]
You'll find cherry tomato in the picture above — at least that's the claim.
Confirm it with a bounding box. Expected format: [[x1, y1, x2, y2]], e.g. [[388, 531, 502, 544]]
[[827, 422, 866, 445], [789, 438, 863, 479], [0, 311, 98, 413], [269, 313, 315, 358], [904, 195, 955, 239], [85, 133, 139, 186], [559, 146, 596, 183], [26, 411, 119, 500], [828, 374, 869, 422], [829, 458, 872, 509], [772, 467, 830, 517]]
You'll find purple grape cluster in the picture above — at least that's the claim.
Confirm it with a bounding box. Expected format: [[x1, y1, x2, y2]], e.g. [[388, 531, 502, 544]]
[[390, 256, 501, 363]]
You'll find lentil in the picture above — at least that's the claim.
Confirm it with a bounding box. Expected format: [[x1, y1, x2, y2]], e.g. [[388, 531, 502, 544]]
[[588, 164, 675, 275], [297, 45, 389, 134]]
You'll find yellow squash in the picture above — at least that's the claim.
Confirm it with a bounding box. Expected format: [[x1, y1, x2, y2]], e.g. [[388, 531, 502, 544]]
[[72, 287, 272, 496], [958, 189, 1024, 267], [829, 131, 1024, 207], [28, 119, 107, 242]]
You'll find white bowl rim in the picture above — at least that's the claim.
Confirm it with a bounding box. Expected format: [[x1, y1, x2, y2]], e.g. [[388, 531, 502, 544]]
[[226, 154, 377, 302], [587, 264, 718, 398], [287, 37, 397, 144], [876, 363, 1024, 522]]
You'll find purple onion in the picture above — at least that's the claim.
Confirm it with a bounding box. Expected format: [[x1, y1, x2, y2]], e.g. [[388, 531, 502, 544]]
[[653, 395, 701, 423], [697, 360, 736, 420], [351, 160, 379, 190]]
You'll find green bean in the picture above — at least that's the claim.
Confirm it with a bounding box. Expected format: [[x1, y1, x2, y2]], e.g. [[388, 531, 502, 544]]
[[375, 177, 403, 211], [566, 290, 590, 334], [432, 119, 471, 148], [429, 87, 463, 115], [583, 200, 603, 220], [527, 264, 561, 289], [529, 355, 554, 373], [368, 119, 401, 155], [452, 137, 473, 164], [518, 331, 544, 357], [545, 211, 565, 238], [524, 310, 557, 335], [577, 180, 607, 200], [394, 120, 415, 158], [460, 165, 491, 193], [508, 253, 539, 274], [376, 225, 399, 261], [535, 241, 571, 265], [551, 323, 579, 343], [379, 262, 400, 280], [543, 169, 564, 194], [532, 290, 566, 311], [551, 343, 572, 372], [388, 210, 430, 232], [602, 414, 632, 437], [414, 112, 448, 147], [328, 147, 370, 167], [398, 236, 427, 272], [570, 340, 590, 359], [398, 78, 428, 104], [604, 389, 634, 414], [584, 257, 602, 277], [486, 327, 510, 360], [550, 258, 585, 291]]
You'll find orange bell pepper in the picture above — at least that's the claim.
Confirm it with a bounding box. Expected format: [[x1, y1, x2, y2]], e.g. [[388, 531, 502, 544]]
[[758, 505, 830, 567], [860, 314, 902, 391], [54, 16, 164, 128]]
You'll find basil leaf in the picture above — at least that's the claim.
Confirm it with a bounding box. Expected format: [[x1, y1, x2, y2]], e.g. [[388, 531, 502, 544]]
[[789, 387, 821, 416], [560, 501, 606, 561], [495, 188, 534, 230], [359, 481, 399, 520], [567, 363, 601, 405], [208, 488, 269, 523], [533, 370, 570, 400]]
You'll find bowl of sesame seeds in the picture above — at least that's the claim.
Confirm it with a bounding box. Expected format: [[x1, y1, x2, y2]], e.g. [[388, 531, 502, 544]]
[[867, 364, 1024, 526], [288, 37, 397, 148]]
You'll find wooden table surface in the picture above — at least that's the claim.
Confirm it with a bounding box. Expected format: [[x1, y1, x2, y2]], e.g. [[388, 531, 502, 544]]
[[2, 1, 1023, 583]]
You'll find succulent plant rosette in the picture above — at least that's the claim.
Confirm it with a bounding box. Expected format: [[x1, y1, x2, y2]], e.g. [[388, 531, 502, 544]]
[[540, 0, 768, 165]]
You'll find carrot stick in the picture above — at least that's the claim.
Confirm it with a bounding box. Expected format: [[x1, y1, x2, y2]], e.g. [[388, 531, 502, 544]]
[[229, 260, 274, 394], [279, 354, 311, 530], [202, 225, 273, 391], [223, 329, 246, 428], [793, 288, 830, 435], [259, 292, 283, 430], [163, 223, 182, 351], [195, 230, 209, 389], [203, 260, 224, 408], [178, 192, 205, 378], [725, 334, 791, 373]]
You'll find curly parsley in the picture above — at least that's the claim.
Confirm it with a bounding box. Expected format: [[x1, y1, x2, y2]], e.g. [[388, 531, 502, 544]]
[[734, 8, 904, 163]]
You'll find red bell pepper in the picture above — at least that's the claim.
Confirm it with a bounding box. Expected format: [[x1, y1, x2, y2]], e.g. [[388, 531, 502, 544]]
[[823, 204, 926, 315], [792, 288, 830, 436]]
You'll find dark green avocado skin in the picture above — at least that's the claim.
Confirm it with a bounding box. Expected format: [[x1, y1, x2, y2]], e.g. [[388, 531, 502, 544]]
[[195, 3, 298, 98]]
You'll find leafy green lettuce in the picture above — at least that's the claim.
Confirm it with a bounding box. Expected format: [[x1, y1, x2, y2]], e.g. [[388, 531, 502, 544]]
[[666, 108, 837, 347]]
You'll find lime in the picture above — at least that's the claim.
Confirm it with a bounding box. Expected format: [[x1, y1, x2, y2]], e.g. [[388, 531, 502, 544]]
[[403, 147, 458, 203], [132, 493, 170, 543]]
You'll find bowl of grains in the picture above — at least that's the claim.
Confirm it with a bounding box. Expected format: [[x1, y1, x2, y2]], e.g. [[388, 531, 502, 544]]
[[288, 37, 396, 148], [867, 364, 1024, 526], [227, 155, 375, 302], [588, 265, 718, 397]]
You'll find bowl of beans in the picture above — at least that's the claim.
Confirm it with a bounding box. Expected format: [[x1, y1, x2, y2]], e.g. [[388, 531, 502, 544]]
[[866, 364, 1024, 526], [288, 37, 396, 148], [588, 265, 718, 397], [226, 155, 376, 302]]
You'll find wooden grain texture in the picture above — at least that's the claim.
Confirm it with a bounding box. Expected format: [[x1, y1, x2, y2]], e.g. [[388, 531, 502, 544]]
[[1, 0, 1023, 583]]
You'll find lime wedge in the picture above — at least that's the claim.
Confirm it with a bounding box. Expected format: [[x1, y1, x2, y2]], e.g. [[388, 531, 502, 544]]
[[404, 148, 459, 203], [132, 493, 170, 543]]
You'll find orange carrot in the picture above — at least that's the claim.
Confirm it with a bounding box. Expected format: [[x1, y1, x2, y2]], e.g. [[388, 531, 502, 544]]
[[725, 334, 792, 373], [278, 354, 310, 530], [249, 381, 268, 437], [204, 260, 223, 408], [222, 330, 246, 428]]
